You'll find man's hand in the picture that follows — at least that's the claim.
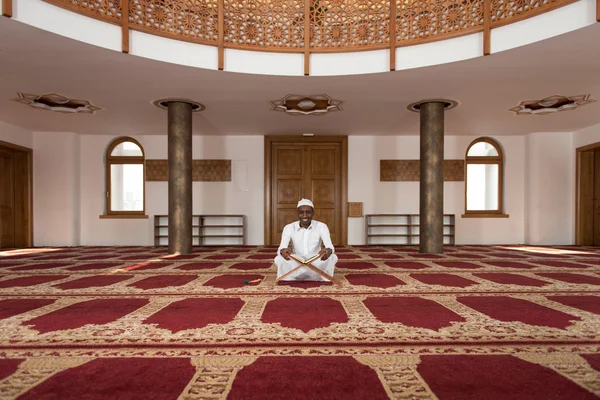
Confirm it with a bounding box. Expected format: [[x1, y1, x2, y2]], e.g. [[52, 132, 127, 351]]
[[280, 248, 291, 261], [319, 248, 332, 261]]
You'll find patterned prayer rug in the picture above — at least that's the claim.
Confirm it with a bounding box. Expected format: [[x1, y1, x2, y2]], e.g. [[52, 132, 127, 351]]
[[0, 245, 599, 399]]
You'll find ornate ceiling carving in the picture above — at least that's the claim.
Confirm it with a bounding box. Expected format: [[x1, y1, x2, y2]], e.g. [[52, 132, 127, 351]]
[[12, 93, 103, 114], [269, 94, 343, 116], [509, 94, 595, 116]]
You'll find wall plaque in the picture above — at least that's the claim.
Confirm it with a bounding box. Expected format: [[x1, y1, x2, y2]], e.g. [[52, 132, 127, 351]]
[[348, 202, 363, 217]]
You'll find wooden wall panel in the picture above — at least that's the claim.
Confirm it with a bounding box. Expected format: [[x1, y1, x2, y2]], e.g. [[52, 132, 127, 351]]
[[277, 149, 303, 174], [380, 160, 465, 181], [0, 148, 15, 248], [579, 150, 595, 245], [146, 160, 231, 181], [13, 151, 29, 247], [277, 179, 302, 204]]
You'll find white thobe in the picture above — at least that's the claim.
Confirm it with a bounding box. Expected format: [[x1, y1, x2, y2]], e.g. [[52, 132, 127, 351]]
[[274, 220, 338, 281]]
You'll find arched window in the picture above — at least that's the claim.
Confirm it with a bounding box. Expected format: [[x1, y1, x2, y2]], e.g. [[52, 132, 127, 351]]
[[105, 137, 145, 215], [464, 137, 507, 217]]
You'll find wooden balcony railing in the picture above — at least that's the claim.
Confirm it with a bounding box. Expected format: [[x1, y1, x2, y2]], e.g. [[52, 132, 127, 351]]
[[37, 0, 582, 73]]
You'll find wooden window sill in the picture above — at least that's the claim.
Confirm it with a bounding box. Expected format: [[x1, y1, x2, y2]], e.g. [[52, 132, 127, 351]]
[[99, 215, 149, 219], [461, 213, 509, 218]]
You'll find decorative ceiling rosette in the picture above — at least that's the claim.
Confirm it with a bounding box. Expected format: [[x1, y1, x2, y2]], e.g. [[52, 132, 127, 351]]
[[12, 93, 103, 114], [269, 94, 343, 115], [509, 94, 596, 116]]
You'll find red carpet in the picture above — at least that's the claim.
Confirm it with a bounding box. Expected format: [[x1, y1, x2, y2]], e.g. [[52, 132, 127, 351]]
[[0, 244, 599, 398], [25, 298, 149, 334], [228, 356, 389, 400], [417, 355, 598, 400], [364, 296, 466, 330], [18, 358, 196, 400], [261, 297, 349, 332], [143, 298, 245, 332]]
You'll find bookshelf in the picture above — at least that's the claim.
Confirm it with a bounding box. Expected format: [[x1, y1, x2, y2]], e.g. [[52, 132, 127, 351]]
[[154, 215, 245, 246], [365, 214, 455, 246]]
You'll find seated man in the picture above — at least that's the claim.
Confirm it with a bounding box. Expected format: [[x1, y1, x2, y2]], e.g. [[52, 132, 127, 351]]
[[274, 198, 338, 282]]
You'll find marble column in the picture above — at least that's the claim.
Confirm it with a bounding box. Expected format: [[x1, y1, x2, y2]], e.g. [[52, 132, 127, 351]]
[[168, 101, 193, 254], [419, 101, 445, 254]]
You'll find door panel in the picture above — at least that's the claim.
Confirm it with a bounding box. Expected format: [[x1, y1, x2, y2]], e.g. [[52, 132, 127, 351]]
[[272, 147, 305, 243], [0, 147, 15, 249], [595, 149, 600, 245], [314, 208, 335, 241], [277, 179, 302, 204], [310, 148, 336, 175], [311, 180, 335, 204], [277, 149, 303, 174], [13, 150, 29, 247], [276, 209, 299, 240], [580, 150, 594, 245], [308, 146, 340, 245]]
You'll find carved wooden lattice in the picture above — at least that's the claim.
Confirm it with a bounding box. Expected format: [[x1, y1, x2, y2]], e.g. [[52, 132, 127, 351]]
[[223, 0, 305, 50], [44, 0, 121, 24], [146, 160, 231, 181], [310, 0, 390, 50], [44, 0, 578, 52], [396, 0, 483, 45], [380, 159, 465, 181], [130, 0, 219, 44]]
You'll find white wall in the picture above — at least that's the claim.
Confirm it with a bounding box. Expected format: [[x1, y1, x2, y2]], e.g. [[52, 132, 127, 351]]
[[79, 135, 264, 246], [0, 121, 33, 149], [78, 135, 150, 246], [575, 122, 600, 148], [348, 135, 527, 245], [491, 0, 597, 54], [4, 128, 584, 246], [32, 132, 80, 246], [524, 132, 574, 245], [13, 0, 121, 52]]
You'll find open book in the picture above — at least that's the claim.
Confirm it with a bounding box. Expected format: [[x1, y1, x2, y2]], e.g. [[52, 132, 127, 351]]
[[289, 253, 321, 265]]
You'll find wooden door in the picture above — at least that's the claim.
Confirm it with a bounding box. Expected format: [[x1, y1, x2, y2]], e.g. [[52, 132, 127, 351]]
[[13, 150, 30, 247], [306, 145, 341, 244], [0, 143, 32, 249], [595, 149, 600, 245], [272, 145, 305, 245], [579, 150, 594, 245], [0, 147, 15, 249], [266, 136, 347, 246]]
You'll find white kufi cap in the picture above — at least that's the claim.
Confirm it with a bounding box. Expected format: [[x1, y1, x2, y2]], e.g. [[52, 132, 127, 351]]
[[297, 198, 314, 209]]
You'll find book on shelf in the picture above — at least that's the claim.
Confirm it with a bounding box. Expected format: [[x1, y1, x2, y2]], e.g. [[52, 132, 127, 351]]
[[289, 253, 321, 265]]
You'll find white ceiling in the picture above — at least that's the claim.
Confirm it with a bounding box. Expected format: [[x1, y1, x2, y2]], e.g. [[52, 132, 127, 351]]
[[0, 17, 599, 136]]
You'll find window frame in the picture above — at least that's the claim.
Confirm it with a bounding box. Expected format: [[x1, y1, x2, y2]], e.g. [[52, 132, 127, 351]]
[[463, 137, 508, 218], [105, 137, 146, 216]]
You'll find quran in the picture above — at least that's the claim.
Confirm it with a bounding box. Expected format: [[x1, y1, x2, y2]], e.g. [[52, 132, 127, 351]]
[[276, 252, 342, 287], [289, 253, 321, 264]]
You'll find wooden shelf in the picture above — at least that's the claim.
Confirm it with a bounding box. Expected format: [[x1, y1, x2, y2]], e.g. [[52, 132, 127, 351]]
[[199, 234, 244, 238], [365, 214, 455, 246], [200, 225, 243, 228], [366, 224, 411, 227], [154, 215, 245, 246], [369, 234, 411, 237]]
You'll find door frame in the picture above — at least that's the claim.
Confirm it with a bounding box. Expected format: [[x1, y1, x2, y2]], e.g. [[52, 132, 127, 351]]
[[575, 141, 600, 245], [0, 140, 33, 248], [264, 135, 348, 245]]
